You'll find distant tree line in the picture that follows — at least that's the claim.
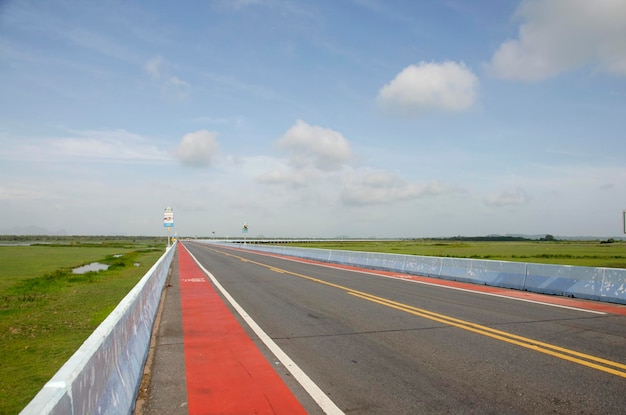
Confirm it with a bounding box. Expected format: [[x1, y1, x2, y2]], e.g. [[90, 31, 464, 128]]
[[0, 235, 162, 243], [431, 235, 557, 242]]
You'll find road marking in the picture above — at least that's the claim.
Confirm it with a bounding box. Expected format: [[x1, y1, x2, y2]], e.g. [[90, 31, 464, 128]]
[[185, 246, 345, 415], [271, 254, 609, 315], [348, 291, 626, 379], [391, 277, 607, 315], [178, 245, 309, 414], [212, 247, 626, 379], [222, 245, 613, 315]]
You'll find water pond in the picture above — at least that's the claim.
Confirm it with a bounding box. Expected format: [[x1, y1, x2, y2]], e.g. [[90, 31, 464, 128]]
[[72, 262, 109, 274]]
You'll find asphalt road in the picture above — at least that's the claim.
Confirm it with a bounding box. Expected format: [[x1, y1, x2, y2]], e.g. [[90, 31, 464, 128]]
[[183, 242, 626, 414]]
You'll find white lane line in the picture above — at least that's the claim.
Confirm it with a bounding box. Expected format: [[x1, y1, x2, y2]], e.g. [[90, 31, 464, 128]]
[[260, 253, 607, 316], [392, 277, 608, 315], [186, 248, 345, 415]]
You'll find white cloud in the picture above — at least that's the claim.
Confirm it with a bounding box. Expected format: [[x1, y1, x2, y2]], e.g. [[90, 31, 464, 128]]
[[489, 0, 626, 81], [341, 169, 447, 206], [144, 56, 163, 80], [169, 76, 190, 88], [176, 130, 220, 167], [277, 119, 353, 171], [51, 130, 167, 162], [256, 169, 313, 187], [144, 55, 190, 97], [377, 61, 478, 116], [232, 0, 263, 8], [0, 184, 53, 201], [0, 129, 170, 163], [484, 187, 529, 207]]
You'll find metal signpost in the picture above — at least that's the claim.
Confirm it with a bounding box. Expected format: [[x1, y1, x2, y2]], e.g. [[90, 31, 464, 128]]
[[242, 221, 248, 244], [164, 207, 174, 247]]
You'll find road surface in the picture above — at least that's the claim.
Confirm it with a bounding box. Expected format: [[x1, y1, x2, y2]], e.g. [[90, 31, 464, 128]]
[[173, 241, 626, 414]]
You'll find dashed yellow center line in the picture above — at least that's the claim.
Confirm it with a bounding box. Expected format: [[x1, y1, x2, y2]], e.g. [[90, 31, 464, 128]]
[[217, 248, 626, 379]]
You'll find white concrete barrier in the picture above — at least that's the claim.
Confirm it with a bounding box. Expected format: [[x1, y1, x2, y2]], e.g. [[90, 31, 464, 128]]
[[20, 242, 177, 415], [208, 242, 626, 305]]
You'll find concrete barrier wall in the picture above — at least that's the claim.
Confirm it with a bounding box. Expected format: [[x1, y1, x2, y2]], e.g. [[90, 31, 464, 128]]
[[20, 242, 177, 415], [209, 242, 626, 305]]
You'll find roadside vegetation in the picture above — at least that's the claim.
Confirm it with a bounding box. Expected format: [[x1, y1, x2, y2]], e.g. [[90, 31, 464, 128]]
[[286, 238, 626, 269], [0, 238, 165, 414]]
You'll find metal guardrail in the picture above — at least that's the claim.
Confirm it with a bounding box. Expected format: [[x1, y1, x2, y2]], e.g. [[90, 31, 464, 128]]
[[20, 242, 177, 415], [205, 241, 626, 305]]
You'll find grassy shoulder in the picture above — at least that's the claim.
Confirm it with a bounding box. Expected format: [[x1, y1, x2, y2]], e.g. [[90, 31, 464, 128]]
[[0, 242, 165, 414], [284, 239, 626, 268]]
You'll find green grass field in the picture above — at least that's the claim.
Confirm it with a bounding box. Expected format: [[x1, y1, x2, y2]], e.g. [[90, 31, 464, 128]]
[[287, 239, 626, 269], [0, 241, 165, 414]]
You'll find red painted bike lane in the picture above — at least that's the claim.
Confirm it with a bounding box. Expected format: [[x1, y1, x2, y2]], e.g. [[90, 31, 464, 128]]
[[177, 244, 308, 414]]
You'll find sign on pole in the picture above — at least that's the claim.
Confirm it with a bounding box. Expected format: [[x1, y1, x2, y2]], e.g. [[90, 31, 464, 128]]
[[164, 207, 174, 248], [242, 221, 248, 244], [164, 207, 174, 227]]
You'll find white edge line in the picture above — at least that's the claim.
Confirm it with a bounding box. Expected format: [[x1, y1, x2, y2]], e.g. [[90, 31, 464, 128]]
[[394, 277, 607, 315], [255, 252, 607, 316], [185, 248, 345, 415]]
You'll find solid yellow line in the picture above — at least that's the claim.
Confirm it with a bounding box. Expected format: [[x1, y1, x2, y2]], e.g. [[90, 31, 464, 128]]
[[348, 291, 626, 379], [211, 247, 626, 379], [350, 291, 626, 372]]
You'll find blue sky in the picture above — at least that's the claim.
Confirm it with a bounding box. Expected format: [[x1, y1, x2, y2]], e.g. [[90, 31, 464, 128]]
[[1, 0, 625, 238]]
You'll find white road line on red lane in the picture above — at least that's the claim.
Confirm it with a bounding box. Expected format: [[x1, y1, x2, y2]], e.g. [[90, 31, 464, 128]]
[[185, 248, 345, 415]]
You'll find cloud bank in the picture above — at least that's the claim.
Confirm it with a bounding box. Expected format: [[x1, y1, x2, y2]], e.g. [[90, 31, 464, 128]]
[[485, 188, 529, 207], [2, 129, 169, 164], [488, 0, 626, 81], [342, 170, 446, 206]]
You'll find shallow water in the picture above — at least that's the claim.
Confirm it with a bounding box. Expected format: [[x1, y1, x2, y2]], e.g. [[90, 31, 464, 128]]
[[72, 262, 109, 274]]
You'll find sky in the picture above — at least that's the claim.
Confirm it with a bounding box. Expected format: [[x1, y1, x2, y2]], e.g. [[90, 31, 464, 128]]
[[1, 0, 625, 238]]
